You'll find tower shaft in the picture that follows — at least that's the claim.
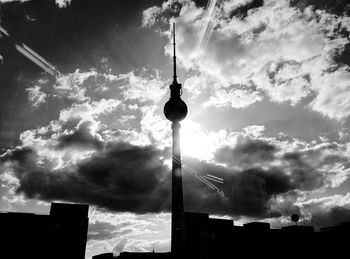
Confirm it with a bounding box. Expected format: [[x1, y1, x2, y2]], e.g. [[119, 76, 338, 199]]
[[171, 121, 184, 254]]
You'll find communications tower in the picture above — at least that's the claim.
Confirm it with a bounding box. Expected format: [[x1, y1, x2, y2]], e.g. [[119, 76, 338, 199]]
[[163, 23, 188, 255]]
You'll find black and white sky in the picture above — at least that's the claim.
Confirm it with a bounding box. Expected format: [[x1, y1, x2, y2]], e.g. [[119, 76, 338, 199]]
[[1, 0, 350, 257]]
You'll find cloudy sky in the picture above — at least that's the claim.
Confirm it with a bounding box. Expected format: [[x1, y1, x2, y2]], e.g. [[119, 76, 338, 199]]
[[1, 0, 350, 257]]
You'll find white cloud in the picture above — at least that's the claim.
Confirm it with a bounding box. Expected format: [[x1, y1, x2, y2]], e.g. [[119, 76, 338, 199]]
[[203, 87, 263, 108], [26, 85, 47, 107], [86, 209, 171, 257], [144, 0, 350, 119], [55, 0, 71, 8], [184, 74, 263, 108], [118, 115, 137, 124], [121, 71, 166, 103], [54, 69, 98, 102], [301, 193, 350, 209], [8, 64, 171, 175], [34, 67, 165, 109], [0, 168, 21, 204], [139, 105, 170, 149], [309, 68, 350, 120], [323, 163, 350, 189], [183, 74, 207, 100], [142, 6, 162, 27], [254, 61, 311, 105], [243, 125, 265, 138], [19, 128, 48, 148], [14, 97, 121, 170], [59, 98, 121, 122]]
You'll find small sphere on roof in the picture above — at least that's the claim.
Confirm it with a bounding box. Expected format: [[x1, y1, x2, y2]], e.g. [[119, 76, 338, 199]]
[[291, 214, 300, 223]]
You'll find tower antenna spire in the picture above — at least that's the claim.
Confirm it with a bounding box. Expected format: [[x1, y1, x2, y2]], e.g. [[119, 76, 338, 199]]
[[172, 22, 177, 83]]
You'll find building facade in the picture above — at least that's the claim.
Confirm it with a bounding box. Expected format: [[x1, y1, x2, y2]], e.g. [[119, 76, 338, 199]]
[[0, 202, 89, 259]]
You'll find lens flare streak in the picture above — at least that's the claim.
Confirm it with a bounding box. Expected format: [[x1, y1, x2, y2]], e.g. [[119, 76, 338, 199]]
[[15, 44, 59, 76], [196, 0, 218, 56], [0, 25, 59, 76], [173, 155, 225, 198]]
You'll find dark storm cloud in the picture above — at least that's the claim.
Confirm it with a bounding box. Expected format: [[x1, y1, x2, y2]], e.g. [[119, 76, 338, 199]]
[[4, 146, 35, 165], [209, 136, 350, 216], [1, 141, 294, 218], [290, 0, 350, 16], [2, 142, 171, 213], [182, 158, 294, 217], [243, 168, 293, 195], [282, 143, 348, 191], [215, 137, 277, 168], [282, 152, 324, 191], [1, 133, 348, 218], [87, 221, 118, 241], [227, 0, 264, 19], [312, 207, 350, 227], [215, 137, 347, 193], [181, 159, 233, 215], [56, 121, 103, 150]]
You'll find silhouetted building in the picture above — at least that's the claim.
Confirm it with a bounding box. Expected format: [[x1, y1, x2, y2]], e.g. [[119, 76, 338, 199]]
[[118, 252, 171, 259], [0, 202, 89, 259], [181, 212, 233, 259], [93, 252, 116, 259], [111, 208, 350, 259], [231, 173, 268, 214]]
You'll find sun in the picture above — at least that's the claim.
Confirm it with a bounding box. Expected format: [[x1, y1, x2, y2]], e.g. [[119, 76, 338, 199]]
[[180, 120, 226, 161]]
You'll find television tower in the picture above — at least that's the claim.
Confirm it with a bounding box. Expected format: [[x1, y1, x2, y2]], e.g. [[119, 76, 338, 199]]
[[164, 22, 188, 255]]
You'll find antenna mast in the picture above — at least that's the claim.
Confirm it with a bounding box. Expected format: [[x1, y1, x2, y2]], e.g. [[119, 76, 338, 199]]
[[172, 22, 177, 83]]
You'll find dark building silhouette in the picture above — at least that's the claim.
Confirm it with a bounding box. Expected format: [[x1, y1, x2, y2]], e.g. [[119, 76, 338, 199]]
[[118, 252, 171, 259], [93, 252, 116, 259], [0, 202, 89, 259], [178, 214, 349, 258], [181, 212, 233, 259], [108, 210, 350, 259]]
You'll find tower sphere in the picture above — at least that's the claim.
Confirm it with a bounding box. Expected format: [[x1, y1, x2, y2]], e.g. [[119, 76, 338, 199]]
[[164, 98, 188, 122]]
